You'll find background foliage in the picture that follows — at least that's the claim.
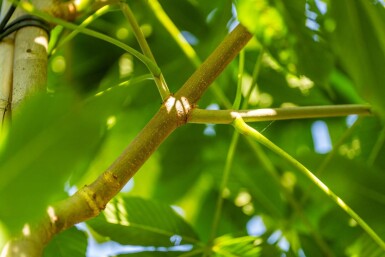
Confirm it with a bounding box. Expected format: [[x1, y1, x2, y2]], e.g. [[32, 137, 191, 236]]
[[1, 0, 385, 256]]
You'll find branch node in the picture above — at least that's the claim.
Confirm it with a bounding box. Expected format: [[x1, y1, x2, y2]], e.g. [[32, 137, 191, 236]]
[[48, 2, 77, 21], [163, 95, 193, 126], [79, 186, 103, 216], [103, 170, 121, 191]]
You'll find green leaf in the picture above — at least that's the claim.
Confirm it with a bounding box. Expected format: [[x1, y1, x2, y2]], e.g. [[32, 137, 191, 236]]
[[348, 231, 385, 257], [87, 196, 199, 247], [212, 235, 281, 257], [117, 250, 198, 257], [0, 92, 104, 234], [155, 125, 207, 203], [302, 153, 385, 233], [43, 227, 87, 257], [320, 157, 385, 228], [236, 0, 287, 45], [329, 0, 385, 116], [240, 0, 335, 88]]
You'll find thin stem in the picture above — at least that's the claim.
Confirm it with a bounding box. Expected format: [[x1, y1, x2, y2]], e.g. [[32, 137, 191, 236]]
[[147, 0, 199, 65], [120, 2, 170, 100], [232, 116, 385, 252], [120, 3, 153, 59], [233, 50, 244, 109], [239, 52, 334, 256], [208, 50, 245, 248], [368, 123, 385, 166], [300, 117, 363, 205], [146, 0, 232, 108], [243, 49, 263, 107], [18, 1, 161, 76], [50, 5, 115, 55], [189, 104, 372, 124], [243, 137, 334, 256], [208, 132, 240, 251]]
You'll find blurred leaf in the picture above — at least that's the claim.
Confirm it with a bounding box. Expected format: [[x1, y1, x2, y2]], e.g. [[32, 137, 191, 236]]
[[87, 196, 199, 247], [118, 250, 199, 257], [212, 234, 282, 257], [348, 231, 385, 257], [302, 154, 385, 232], [193, 189, 250, 243], [43, 226, 87, 257], [236, 0, 287, 45], [237, 0, 334, 88], [0, 78, 147, 234], [318, 208, 361, 254], [0, 92, 104, 234], [299, 234, 326, 257], [154, 125, 207, 203], [229, 144, 285, 218], [329, 0, 385, 116], [329, 70, 364, 104], [321, 157, 385, 229]]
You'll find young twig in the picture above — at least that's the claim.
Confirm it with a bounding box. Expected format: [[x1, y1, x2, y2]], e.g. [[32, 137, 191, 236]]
[[189, 104, 372, 124], [232, 116, 385, 252], [120, 2, 170, 100]]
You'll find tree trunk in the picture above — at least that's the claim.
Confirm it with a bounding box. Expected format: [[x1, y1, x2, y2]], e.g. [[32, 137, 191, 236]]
[[0, 0, 51, 132]]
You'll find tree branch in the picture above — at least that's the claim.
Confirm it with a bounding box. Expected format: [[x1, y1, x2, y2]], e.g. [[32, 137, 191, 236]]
[[188, 104, 372, 124], [146, 0, 232, 108], [1, 23, 252, 257], [0, 1, 14, 132]]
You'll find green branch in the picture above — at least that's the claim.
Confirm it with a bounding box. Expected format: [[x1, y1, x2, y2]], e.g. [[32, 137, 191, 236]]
[[1, 23, 252, 257], [120, 2, 170, 100], [189, 104, 372, 124], [232, 116, 385, 251], [49, 4, 114, 55], [18, 1, 161, 76], [146, 0, 232, 108]]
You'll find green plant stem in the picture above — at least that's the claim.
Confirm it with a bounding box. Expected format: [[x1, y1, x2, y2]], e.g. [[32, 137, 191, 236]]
[[237, 51, 333, 255], [1, 23, 252, 257], [232, 116, 385, 252], [368, 123, 385, 165], [243, 137, 334, 256], [50, 4, 114, 55], [147, 0, 199, 65], [146, 0, 232, 108], [209, 49, 245, 246], [233, 50, 244, 109], [189, 104, 372, 124], [237, 51, 334, 256], [299, 117, 363, 205], [18, 1, 161, 76], [243, 49, 263, 104], [208, 132, 240, 253], [120, 2, 170, 100]]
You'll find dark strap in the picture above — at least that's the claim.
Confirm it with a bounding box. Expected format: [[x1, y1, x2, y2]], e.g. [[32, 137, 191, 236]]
[[0, 5, 50, 41]]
